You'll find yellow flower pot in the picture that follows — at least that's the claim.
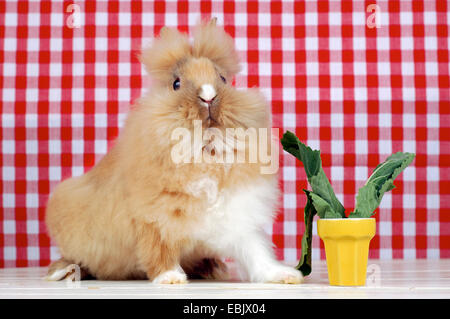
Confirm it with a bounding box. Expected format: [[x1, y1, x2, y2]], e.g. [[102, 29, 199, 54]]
[[317, 218, 376, 286]]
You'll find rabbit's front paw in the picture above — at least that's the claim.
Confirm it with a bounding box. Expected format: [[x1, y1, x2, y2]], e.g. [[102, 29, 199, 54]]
[[263, 266, 303, 284], [153, 269, 188, 284]]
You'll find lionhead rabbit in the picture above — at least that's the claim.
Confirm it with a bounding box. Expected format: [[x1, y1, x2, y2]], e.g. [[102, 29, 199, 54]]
[[45, 18, 303, 284]]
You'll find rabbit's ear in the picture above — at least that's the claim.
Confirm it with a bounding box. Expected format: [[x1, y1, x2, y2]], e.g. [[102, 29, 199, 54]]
[[139, 27, 191, 83], [192, 18, 241, 79]]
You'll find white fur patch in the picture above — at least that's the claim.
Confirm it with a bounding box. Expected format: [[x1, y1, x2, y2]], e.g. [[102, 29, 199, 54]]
[[152, 265, 187, 284], [193, 177, 277, 249], [44, 264, 80, 281], [186, 176, 218, 204], [263, 265, 304, 284], [199, 84, 216, 103], [186, 177, 303, 283], [44, 268, 70, 281]]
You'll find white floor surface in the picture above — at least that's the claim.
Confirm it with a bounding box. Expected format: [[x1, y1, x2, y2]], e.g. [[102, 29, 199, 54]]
[[0, 259, 449, 299]]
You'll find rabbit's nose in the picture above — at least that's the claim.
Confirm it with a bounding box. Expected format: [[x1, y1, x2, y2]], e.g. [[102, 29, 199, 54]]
[[198, 84, 217, 107]]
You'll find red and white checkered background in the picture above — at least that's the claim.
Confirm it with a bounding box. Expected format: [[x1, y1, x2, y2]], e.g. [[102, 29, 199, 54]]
[[0, 0, 449, 267]]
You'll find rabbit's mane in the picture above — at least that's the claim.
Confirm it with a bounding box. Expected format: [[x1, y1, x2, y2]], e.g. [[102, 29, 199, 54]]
[[140, 19, 241, 84]]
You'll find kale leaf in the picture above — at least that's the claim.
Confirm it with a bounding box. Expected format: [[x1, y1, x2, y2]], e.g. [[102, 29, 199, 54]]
[[348, 152, 415, 218], [281, 131, 344, 276]]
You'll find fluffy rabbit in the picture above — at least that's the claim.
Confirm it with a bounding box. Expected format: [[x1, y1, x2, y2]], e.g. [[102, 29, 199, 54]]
[[45, 19, 303, 284]]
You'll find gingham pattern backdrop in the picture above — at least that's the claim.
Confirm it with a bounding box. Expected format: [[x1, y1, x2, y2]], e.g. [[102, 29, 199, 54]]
[[0, 0, 449, 268]]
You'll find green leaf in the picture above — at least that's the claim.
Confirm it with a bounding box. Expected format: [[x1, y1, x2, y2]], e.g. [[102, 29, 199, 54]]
[[349, 183, 379, 218], [310, 173, 345, 218], [296, 190, 316, 276], [281, 131, 321, 179], [349, 152, 415, 218], [308, 190, 343, 219], [282, 131, 346, 277], [281, 131, 345, 218]]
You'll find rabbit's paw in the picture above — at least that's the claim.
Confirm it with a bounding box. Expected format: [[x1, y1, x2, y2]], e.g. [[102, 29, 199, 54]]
[[264, 266, 303, 284], [153, 269, 188, 284]]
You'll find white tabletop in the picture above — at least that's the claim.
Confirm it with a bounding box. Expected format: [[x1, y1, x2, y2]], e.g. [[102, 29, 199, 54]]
[[0, 259, 449, 299]]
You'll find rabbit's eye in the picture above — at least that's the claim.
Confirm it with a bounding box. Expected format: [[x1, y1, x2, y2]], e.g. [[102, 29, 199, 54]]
[[173, 78, 181, 90], [220, 75, 226, 83]]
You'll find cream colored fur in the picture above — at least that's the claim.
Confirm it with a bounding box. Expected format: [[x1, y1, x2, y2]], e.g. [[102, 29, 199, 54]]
[[45, 19, 302, 284]]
